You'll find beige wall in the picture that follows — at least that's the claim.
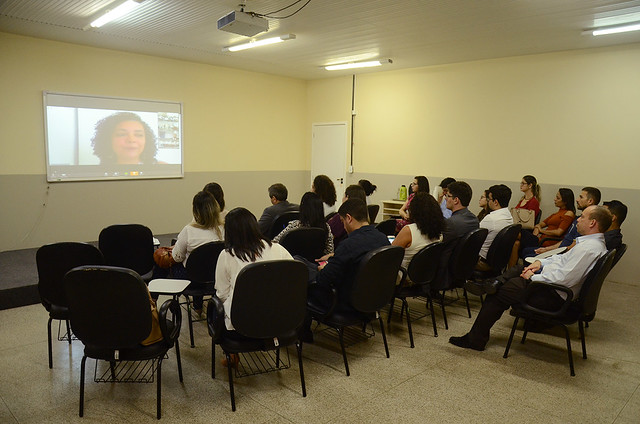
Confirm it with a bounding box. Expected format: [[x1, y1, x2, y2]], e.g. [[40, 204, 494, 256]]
[[308, 45, 639, 284], [0, 32, 309, 250]]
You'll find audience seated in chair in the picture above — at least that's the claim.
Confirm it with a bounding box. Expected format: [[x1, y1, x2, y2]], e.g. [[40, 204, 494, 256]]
[[514, 175, 541, 221], [257, 183, 299, 236], [522, 187, 600, 259], [312, 174, 338, 217], [396, 175, 430, 234], [476, 184, 513, 271], [302, 198, 390, 341], [392, 192, 445, 271], [449, 205, 611, 351], [433, 177, 456, 219], [327, 184, 367, 249], [155, 190, 224, 315]]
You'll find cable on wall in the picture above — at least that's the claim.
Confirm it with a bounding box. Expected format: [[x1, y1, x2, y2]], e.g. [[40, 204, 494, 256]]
[[350, 74, 356, 172]]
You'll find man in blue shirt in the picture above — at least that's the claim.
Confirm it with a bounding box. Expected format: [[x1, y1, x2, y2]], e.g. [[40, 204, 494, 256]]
[[450, 205, 611, 351]]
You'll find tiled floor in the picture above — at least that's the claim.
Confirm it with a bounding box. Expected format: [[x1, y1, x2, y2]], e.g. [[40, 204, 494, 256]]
[[1, 280, 639, 423]]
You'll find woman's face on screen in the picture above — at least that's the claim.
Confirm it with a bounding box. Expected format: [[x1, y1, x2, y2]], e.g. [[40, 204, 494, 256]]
[[111, 120, 146, 164]]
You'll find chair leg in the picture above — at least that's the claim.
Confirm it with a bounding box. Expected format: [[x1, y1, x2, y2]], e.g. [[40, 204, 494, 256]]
[[66, 320, 72, 345], [403, 299, 414, 348], [387, 298, 395, 324], [378, 313, 390, 359], [427, 295, 438, 338], [47, 317, 53, 369], [226, 352, 237, 411], [521, 321, 529, 344], [463, 289, 471, 318], [561, 325, 575, 376], [441, 291, 449, 330], [503, 317, 519, 358], [579, 320, 587, 359], [296, 342, 307, 397], [174, 339, 183, 383], [156, 359, 162, 419], [185, 296, 195, 348], [211, 339, 216, 379], [79, 355, 87, 417], [337, 328, 350, 376]]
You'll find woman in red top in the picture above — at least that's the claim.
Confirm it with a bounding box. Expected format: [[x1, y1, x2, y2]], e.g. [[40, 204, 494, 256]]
[[533, 188, 576, 246], [519, 188, 575, 253], [514, 175, 541, 219]]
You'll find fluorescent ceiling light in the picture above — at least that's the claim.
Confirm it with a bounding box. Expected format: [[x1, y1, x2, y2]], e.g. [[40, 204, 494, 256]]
[[325, 59, 393, 71], [590, 22, 640, 36], [90, 0, 143, 28], [223, 34, 296, 52]]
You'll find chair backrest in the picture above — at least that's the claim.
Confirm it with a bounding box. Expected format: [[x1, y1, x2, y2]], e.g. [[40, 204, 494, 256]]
[[535, 209, 542, 225], [375, 219, 396, 236], [99, 224, 155, 276], [36, 242, 104, 310], [367, 204, 380, 223], [577, 249, 616, 318], [611, 243, 627, 269], [485, 223, 522, 274], [450, 228, 489, 287], [350, 245, 404, 313], [269, 212, 300, 239], [185, 241, 225, 283], [279, 227, 327, 262], [64, 265, 151, 348], [407, 242, 446, 287], [325, 211, 338, 222], [230, 260, 308, 338]]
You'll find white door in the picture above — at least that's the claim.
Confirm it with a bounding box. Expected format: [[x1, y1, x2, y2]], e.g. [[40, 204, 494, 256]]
[[311, 123, 348, 198]]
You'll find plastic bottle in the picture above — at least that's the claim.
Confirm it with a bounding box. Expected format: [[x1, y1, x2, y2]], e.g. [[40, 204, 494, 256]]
[[398, 184, 407, 201]]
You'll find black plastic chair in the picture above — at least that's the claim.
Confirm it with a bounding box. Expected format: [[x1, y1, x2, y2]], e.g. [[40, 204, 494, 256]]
[[367, 204, 380, 223], [98, 224, 155, 282], [279, 227, 328, 262], [207, 260, 308, 411], [64, 265, 183, 419], [387, 242, 446, 345], [36, 242, 104, 369], [611, 243, 627, 269], [473, 224, 522, 280], [325, 211, 338, 222], [439, 228, 488, 328], [307, 245, 404, 376], [182, 241, 226, 347], [268, 211, 300, 239], [503, 249, 616, 376], [375, 219, 396, 236]]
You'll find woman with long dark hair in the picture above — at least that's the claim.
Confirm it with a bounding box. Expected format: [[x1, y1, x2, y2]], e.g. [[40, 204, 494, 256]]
[[273, 192, 334, 254], [312, 174, 338, 216], [215, 208, 293, 332], [203, 182, 227, 219], [520, 188, 576, 254], [514, 175, 541, 219], [396, 175, 430, 233], [392, 192, 445, 269]]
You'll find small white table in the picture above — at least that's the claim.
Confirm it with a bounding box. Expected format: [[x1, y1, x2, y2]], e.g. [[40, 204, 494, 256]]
[[148, 278, 190, 297]]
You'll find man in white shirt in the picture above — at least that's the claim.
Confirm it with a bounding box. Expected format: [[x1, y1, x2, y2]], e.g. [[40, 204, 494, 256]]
[[450, 205, 611, 351], [476, 184, 513, 270]]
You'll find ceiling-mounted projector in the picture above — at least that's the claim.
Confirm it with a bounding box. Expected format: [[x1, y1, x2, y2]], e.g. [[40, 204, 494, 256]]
[[217, 10, 269, 37]]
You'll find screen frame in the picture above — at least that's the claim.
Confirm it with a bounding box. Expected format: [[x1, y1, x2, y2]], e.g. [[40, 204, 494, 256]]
[[43, 91, 184, 182]]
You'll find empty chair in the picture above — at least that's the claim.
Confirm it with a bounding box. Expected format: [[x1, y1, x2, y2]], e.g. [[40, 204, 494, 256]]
[[64, 265, 183, 419], [207, 260, 308, 411], [375, 219, 396, 236], [268, 211, 300, 239], [388, 242, 446, 345], [182, 241, 226, 347], [503, 249, 616, 376], [36, 242, 104, 368], [98, 224, 155, 281], [307, 245, 404, 376], [279, 227, 327, 262]]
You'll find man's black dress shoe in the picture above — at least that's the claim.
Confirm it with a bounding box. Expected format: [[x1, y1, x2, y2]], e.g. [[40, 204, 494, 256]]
[[448, 334, 485, 351], [464, 281, 486, 296]]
